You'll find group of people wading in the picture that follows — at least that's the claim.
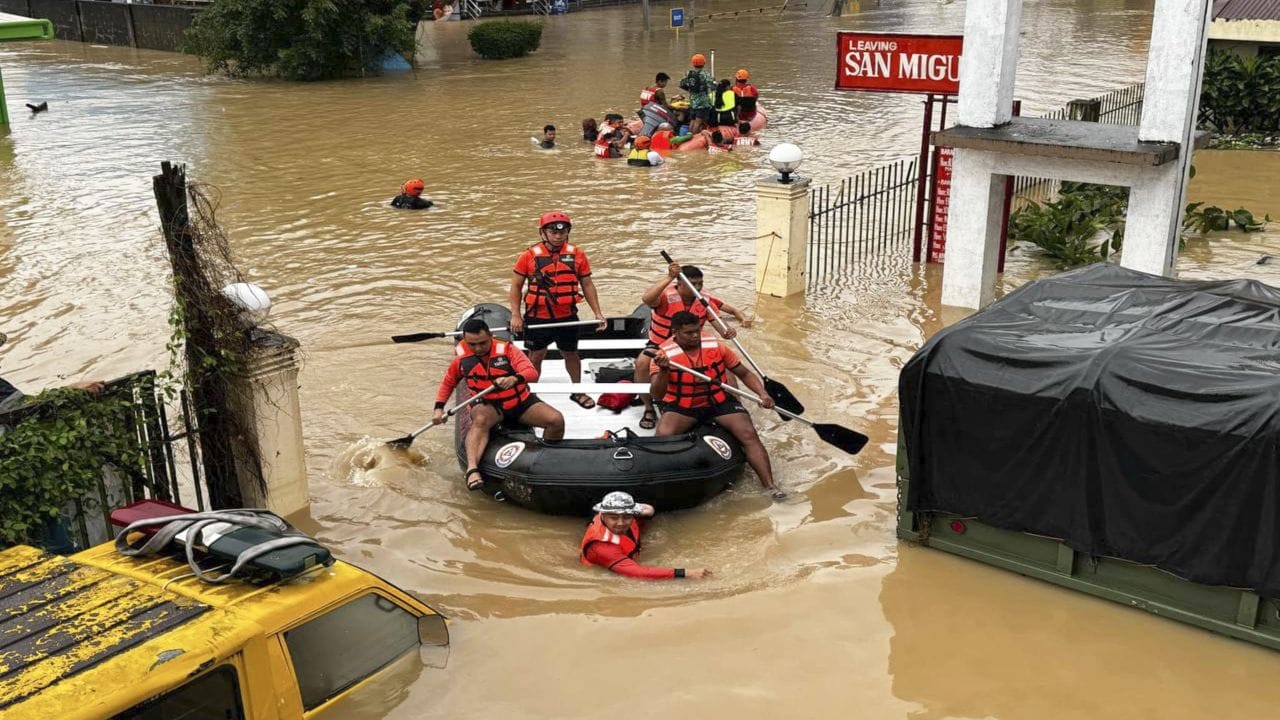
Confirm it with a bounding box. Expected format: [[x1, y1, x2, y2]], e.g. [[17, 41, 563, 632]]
[[583, 53, 762, 164], [428, 211, 779, 577]]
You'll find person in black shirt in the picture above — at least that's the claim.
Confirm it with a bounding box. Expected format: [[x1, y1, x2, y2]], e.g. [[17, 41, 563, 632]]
[[390, 178, 433, 210], [536, 124, 556, 150]]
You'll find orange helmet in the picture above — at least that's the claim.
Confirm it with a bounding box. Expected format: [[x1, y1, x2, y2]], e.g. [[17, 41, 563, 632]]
[[402, 178, 425, 196], [691, 53, 706, 67], [635, 135, 651, 150], [735, 68, 749, 81], [538, 211, 572, 230]]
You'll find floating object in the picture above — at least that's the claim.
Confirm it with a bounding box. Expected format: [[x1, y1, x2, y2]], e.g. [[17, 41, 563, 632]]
[[26, 101, 47, 113], [447, 303, 746, 515], [1258, 255, 1272, 265]]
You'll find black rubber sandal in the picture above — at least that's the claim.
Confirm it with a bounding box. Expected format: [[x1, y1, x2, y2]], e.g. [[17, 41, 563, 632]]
[[465, 468, 484, 491], [570, 393, 597, 409], [639, 409, 657, 430]]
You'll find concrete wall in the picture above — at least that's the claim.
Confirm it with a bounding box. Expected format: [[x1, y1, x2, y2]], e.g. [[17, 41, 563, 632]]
[[0, 0, 197, 52]]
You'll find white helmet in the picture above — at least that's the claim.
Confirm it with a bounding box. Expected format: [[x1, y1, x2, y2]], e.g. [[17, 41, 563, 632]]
[[593, 491, 642, 515]]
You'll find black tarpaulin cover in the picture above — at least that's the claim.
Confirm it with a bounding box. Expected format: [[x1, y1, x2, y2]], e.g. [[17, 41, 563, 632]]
[[901, 263, 1280, 595]]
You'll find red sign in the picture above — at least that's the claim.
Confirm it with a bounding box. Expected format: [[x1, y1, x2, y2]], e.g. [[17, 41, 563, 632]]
[[835, 32, 963, 94], [928, 146, 954, 264]]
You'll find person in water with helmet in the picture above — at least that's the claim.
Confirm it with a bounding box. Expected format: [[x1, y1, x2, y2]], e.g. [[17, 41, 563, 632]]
[[390, 179, 433, 210], [433, 318, 565, 491], [634, 262, 749, 430], [509, 211, 607, 409], [626, 135, 665, 167], [580, 491, 711, 579], [678, 53, 715, 125], [732, 68, 759, 123], [650, 311, 781, 497]]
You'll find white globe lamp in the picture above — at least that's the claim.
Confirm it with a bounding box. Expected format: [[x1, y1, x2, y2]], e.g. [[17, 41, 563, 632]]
[[768, 143, 803, 184], [221, 282, 271, 328]]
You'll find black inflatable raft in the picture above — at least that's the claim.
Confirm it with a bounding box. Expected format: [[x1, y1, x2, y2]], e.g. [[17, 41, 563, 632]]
[[452, 303, 746, 515]]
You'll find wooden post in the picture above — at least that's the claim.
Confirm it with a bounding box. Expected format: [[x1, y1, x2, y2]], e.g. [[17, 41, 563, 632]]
[[152, 161, 244, 509]]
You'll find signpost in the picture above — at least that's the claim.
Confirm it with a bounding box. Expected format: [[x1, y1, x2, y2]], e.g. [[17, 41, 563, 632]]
[[671, 7, 683, 37], [833, 32, 976, 265]]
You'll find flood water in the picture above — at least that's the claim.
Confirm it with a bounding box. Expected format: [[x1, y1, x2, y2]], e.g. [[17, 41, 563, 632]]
[[4, 0, 1280, 716]]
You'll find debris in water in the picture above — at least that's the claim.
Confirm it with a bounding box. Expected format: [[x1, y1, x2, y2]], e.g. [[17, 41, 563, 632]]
[[26, 101, 47, 113], [1257, 255, 1272, 265], [331, 436, 429, 487]]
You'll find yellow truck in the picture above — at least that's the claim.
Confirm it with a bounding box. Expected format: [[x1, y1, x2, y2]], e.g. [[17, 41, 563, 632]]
[[0, 513, 448, 719]]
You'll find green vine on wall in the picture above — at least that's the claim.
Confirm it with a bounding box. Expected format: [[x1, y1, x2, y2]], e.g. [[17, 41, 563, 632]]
[[0, 386, 147, 546]]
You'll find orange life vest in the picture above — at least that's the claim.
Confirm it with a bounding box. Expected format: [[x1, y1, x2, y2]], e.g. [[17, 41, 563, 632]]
[[651, 130, 673, 153], [658, 332, 731, 408], [455, 339, 531, 411], [580, 514, 641, 565], [640, 86, 658, 106], [523, 241, 584, 320], [732, 83, 759, 115], [648, 285, 718, 344], [594, 137, 612, 158]]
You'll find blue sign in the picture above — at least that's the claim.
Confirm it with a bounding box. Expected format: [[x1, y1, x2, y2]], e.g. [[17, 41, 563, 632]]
[[551, 0, 567, 13], [671, 8, 685, 27]]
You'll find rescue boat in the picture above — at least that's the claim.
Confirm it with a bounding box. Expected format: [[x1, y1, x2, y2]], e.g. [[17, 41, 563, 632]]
[[452, 303, 746, 515], [624, 103, 768, 153]]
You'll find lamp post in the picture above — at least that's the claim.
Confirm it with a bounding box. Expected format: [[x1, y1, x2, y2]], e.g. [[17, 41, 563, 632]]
[[768, 143, 803, 184]]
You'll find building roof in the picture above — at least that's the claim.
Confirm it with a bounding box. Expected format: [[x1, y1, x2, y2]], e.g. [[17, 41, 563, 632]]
[[1213, 0, 1280, 22]]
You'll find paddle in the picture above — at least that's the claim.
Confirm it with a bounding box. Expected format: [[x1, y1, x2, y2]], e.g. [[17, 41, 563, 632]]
[[656, 355, 868, 455], [392, 318, 613, 344], [660, 250, 805, 420], [386, 386, 496, 448]]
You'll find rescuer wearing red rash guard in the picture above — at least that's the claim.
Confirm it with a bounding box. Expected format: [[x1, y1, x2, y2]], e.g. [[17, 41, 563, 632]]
[[581, 492, 712, 580]]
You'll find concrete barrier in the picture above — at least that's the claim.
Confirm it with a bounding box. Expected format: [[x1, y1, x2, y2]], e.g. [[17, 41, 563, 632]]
[[0, 0, 32, 17], [77, 1, 133, 47], [130, 4, 196, 52], [28, 0, 82, 41]]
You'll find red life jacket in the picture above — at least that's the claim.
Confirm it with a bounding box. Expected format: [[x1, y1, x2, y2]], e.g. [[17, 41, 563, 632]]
[[651, 130, 673, 153], [594, 137, 612, 158], [580, 514, 641, 565], [733, 83, 759, 116], [648, 284, 718, 344], [455, 339, 531, 412], [523, 241, 584, 320], [640, 86, 658, 106], [658, 332, 730, 408]]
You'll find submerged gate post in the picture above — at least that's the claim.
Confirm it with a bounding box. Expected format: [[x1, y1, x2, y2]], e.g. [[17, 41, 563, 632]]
[[755, 176, 811, 297]]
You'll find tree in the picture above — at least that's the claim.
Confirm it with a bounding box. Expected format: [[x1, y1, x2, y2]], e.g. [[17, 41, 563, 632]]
[[184, 0, 424, 81]]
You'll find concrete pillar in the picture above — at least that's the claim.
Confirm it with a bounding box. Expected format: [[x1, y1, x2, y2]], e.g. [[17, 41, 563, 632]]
[[755, 177, 811, 297], [956, 0, 1022, 128], [228, 329, 309, 518], [940, 149, 1006, 309], [1124, 0, 1211, 277]]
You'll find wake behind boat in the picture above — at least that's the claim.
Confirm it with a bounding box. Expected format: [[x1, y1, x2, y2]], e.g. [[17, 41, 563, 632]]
[[452, 303, 746, 515]]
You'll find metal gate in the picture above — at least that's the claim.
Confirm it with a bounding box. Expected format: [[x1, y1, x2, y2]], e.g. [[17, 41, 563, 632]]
[[807, 157, 917, 288]]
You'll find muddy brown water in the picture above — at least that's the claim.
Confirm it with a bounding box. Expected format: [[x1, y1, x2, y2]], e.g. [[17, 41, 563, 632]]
[[4, 0, 1280, 716]]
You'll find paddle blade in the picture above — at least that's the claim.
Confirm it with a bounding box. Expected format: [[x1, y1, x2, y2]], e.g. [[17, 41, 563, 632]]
[[385, 435, 415, 449], [391, 331, 447, 344], [763, 377, 804, 420], [813, 423, 868, 455]]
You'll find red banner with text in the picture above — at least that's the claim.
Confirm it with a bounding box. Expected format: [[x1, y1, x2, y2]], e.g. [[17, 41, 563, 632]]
[[835, 32, 963, 94], [928, 146, 954, 264]]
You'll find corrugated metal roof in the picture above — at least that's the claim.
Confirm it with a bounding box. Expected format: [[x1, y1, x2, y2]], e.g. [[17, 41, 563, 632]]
[[0, 546, 209, 712], [1213, 0, 1280, 22]]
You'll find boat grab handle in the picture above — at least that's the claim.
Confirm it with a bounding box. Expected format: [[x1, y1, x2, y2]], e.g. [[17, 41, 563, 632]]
[[613, 448, 634, 460]]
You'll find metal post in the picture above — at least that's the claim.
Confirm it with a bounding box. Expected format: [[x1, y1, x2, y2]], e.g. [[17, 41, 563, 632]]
[[996, 100, 1020, 273], [911, 94, 935, 263], [642, 0, 650, 31], [709, 48, 715, 78], [0, 67, 8, 127]]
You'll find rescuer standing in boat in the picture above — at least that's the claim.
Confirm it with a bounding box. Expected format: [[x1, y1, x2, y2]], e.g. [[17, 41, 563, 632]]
[[580, 491, 711, 579], [433, 319, 566, 491], [508, 211, 607, 410], [650, 312, 780, 495]]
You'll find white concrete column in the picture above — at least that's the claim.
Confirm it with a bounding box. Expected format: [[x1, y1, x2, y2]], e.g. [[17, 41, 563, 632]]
[[229, 330, 310, 518], [940, 149, 1006, 309], [956, 0, 1023, 128], [1121, 164, 1183, 276], [755, 177, 811, 297], [1139, 0, 1212, 143]]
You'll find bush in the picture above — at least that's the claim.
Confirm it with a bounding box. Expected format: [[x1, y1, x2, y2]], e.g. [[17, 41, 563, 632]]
[[1199, 48, 1280, 135], [468, 20, 543, 60], [184, 0, 419, 81]]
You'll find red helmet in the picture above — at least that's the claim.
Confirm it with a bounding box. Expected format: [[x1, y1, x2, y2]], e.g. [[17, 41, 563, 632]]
[[735, 68, 749, 81], [402, 178, 425, 196], [691, 53, 706, 67], [538, 211, 572, 230]]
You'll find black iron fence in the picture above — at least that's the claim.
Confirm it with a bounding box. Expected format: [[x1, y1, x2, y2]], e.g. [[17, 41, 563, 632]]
[[807, 157, 917, 288], [0, 370, 209, 551]]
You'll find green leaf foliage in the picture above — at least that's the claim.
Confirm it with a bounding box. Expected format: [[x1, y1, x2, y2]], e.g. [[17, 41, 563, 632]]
[[0, 386, 146, 547], [1199, 49, 1280, 136], [467, 20, 543, 60], [184, 0, 423, 81]]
